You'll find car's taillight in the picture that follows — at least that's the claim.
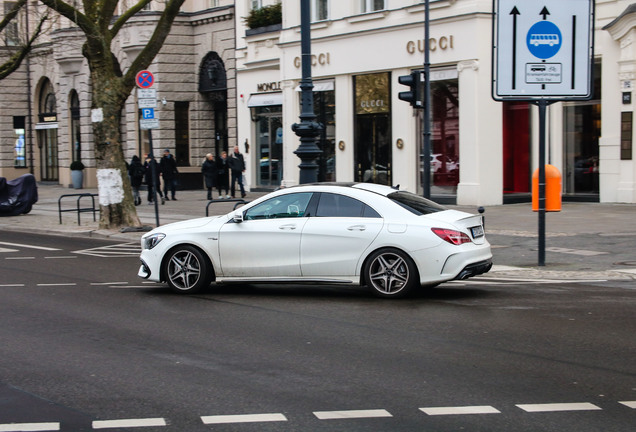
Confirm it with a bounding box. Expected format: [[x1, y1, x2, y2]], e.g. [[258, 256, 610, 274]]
[[432, 228, 472, 245]]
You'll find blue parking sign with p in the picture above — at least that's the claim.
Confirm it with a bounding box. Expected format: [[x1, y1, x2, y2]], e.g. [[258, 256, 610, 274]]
[[142, 108, 154, 119]]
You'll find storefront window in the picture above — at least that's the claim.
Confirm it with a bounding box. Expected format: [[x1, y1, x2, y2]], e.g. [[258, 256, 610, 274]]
[[563, 61, 601, 195], [70, 90, 81, 163], [430, 79, 459, 195], [254, 105, 282, 188], [503, 102, 531, 195], [313, 89, 335, 182], [174, 101, 190, 166]]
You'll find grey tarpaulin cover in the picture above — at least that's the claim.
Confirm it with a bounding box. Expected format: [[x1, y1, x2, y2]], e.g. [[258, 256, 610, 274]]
[[0, 174, 38, 216]]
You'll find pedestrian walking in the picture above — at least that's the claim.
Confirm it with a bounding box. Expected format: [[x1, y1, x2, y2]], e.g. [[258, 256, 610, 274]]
[[160, 148, 179, 201], [144, 154, 164, 205], [216, 151, 230, 198], [201, 153, 216, 200], [128, 155, 145, 206], [228, 145, 246, 198]]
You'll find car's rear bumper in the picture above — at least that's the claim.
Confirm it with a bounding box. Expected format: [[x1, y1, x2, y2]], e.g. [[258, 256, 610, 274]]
[[454, 258, 493, 280]]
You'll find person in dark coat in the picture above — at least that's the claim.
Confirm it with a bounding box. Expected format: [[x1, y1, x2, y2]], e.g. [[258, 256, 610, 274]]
[[228, 145, 246, 198], [159, 148, 178, 201], [201, 153, 216, 200], [216, 151, 230, 198], [128, 155, 145, 206], [144, 154, 164, 205]]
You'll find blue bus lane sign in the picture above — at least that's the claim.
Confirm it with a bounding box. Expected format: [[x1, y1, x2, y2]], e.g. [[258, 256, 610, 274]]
[[493, 0, 594, 100]]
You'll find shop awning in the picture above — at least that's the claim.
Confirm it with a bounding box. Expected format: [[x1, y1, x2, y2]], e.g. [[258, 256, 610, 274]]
[[247, 92, 283, 107], [294, 79, 334, 92]]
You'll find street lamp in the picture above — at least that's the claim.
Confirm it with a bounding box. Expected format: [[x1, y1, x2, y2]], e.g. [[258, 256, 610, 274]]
[[292, 0, 322, 184]]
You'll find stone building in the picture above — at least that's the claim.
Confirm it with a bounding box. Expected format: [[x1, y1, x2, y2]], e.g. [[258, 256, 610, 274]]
[[0, 0, 236, 189]]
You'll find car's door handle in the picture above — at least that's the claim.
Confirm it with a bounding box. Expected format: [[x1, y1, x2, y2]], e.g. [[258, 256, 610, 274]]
[[279, 224, 296, 230], [347, 225, 366, 231]]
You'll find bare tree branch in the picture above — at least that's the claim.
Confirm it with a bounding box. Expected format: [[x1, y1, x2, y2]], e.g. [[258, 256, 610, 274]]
[[0, 2, 48, 80], [0, 0, 26, 33], [110, 0, 152, 39]]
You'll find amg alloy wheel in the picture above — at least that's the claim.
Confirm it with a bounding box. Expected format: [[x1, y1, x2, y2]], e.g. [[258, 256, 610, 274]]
[[364, 248, 418, 298], [164, 245, 212, 294]]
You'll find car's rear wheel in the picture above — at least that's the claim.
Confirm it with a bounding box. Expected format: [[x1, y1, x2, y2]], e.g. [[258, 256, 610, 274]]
[[163, 245, 212, 294], [364, 248, 419, 298]]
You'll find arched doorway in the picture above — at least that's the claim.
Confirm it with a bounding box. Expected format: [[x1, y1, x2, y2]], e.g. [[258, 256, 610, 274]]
[[199, 52, 228, 157], [37, 79, 59, 181]]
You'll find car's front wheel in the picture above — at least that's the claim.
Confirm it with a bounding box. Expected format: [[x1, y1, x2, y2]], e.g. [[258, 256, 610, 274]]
[[364, 248, 419, 298], [163, 245, 212, 294]]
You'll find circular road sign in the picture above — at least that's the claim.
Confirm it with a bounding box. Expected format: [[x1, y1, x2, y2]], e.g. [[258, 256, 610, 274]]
[[135, 70, 155, 88], [526, 21, 562, 60]]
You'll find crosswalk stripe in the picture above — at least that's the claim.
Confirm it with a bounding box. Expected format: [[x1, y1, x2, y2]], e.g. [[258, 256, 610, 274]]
[[516, 402, 601, 412], [420, 406, 501, 415], [313, 409, 392, 420], [201, 413, 287, 424], [92, 418, 166, 429], [0, 423, 60, 431]]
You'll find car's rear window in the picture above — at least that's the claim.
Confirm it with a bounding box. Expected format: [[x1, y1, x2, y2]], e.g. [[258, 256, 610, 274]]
[[388, 191, 446, 215]]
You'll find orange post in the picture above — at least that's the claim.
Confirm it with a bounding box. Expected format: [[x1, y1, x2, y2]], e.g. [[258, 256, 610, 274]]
[[532, 164, 562, 212]]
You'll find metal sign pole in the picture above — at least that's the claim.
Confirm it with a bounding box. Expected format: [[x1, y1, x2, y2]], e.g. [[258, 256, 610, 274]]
[[422, 0, 431, 199], [148, 130, 160, 227], [536, 99, 547, 266]]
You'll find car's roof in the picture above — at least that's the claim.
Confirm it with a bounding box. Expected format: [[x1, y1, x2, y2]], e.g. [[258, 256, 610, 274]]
[[286, 182, 399, 196]]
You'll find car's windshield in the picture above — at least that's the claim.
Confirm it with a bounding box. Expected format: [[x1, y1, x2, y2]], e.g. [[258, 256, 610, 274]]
[[388, 191, 446, 215]]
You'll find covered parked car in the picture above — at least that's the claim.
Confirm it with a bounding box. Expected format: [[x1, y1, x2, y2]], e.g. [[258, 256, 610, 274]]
[[138, 183, 492, 298], [0, 174, 38, 216]]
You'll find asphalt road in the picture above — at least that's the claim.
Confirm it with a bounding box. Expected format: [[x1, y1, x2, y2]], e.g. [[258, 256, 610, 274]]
[[0, 232, 635, 431]]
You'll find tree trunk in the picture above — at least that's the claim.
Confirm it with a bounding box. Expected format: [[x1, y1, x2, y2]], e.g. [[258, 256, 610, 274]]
[[92, 79, 141, 229]]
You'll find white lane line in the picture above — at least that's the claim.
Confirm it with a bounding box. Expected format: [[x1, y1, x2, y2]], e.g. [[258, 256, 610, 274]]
[[0, 242, 61, 251], [516, 402, 601, 412], [313, 409, 392, 420], [5, 257, 35, 260], [201, 413, 287, 424], [619, 401, 636, 409], [0, 423, 60, 431], [36, 283, 77, 287], [92, 418, 166, 429], [90, 282, 129, 286], [44, 256, 77, 259], [0, 284, 25, 287], [420, 405, 501, 415]]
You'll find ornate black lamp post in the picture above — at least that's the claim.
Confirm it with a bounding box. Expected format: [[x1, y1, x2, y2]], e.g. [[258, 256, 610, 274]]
[[292, 0, 322, 184]]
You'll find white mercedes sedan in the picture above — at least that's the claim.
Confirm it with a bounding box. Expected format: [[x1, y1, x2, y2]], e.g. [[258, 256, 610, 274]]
[[138, 183, 492, 298]]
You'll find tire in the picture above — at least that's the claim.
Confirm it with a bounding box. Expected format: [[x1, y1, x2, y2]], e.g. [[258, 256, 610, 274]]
[[163, 245, 212, 294], [363, 248, 419, 298]]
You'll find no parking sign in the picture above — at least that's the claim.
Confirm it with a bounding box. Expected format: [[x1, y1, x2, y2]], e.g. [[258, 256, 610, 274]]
[[136, 70, 155, 89]]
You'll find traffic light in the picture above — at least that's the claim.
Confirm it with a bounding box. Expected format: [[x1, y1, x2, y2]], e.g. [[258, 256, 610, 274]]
[[398, 70, 423, 108]]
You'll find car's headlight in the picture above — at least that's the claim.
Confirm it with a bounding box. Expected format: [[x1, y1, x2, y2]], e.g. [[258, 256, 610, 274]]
[[143, 233, 166, 250]]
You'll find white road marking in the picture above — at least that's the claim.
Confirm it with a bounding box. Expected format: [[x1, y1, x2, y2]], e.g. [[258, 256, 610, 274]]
[[0, 423, 60, 431], [92, 418, 166, 429], [90, 282, 129, 286], [0, 247, 18, 253], [201, 413, 287, 424], [0, 242, 61, 251], [546, 247, 608, 256], [313, 409, 392, 420], [0, 284, 25, 287], [36, 283, 77, 287], [5, 257, 35, 260], [73, 242, 141, 258], [619, 401, 636, 409], [44, 256, 77, 259], [516, 402, 601, 412], [420, 405, 501, 415]]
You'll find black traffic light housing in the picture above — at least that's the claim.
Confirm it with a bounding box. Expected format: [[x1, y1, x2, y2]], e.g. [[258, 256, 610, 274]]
[[398, 70, 424, 108]]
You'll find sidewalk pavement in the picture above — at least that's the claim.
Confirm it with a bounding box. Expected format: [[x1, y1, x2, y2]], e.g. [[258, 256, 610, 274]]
[[1, 183, 635, 281]]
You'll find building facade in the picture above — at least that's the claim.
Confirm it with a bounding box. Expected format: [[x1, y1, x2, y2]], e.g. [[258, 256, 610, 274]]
[[235, 0, 636, 205], [0, 0, 236, 189]]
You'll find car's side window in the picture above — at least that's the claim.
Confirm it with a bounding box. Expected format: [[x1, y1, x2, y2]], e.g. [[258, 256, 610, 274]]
[[315, 193, 381, 218], [244, 192, 313, 220]]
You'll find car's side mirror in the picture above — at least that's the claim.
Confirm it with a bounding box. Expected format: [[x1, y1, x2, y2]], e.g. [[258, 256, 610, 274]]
[[232, 211, 244, 223]]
